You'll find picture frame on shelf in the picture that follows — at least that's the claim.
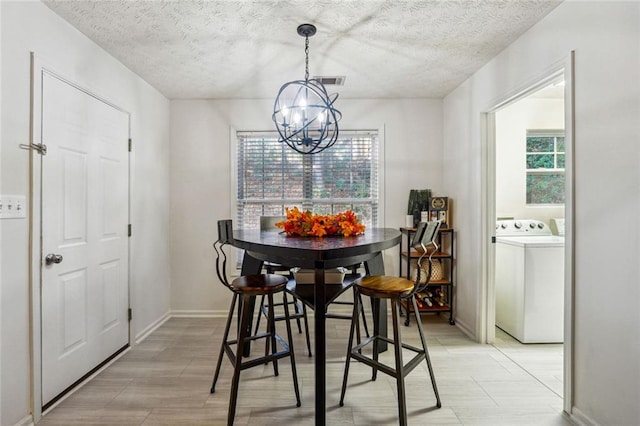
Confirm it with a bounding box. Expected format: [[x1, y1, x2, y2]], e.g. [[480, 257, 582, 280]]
[[428, 196, 451, 228]]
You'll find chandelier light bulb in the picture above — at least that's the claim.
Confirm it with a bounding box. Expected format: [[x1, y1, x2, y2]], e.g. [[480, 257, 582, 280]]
[[317, 111, 326, 126]]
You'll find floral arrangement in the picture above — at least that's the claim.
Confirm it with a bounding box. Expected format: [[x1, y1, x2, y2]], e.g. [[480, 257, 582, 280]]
[[276, 207, 366, 237]]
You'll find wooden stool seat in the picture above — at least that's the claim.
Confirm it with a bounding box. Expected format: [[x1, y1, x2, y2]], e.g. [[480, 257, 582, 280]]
[[357, 275, 414, 298], [231, 274, 287, 293]]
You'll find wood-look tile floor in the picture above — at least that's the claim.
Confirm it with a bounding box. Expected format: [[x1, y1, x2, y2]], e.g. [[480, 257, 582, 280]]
[[39, 314, 572, 425]]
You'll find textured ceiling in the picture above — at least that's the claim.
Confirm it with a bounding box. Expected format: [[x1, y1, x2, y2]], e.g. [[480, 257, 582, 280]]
[[43, 0, 562, 100]]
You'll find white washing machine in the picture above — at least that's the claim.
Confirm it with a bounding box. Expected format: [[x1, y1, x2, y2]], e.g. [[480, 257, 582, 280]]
[[495, 219, 564, 343]]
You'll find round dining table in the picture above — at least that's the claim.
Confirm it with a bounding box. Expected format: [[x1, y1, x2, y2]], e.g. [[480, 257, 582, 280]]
[[231, 227, 401, 426]]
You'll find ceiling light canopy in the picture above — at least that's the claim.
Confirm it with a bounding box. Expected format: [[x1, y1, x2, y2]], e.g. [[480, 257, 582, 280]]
[[272, 24, 342, 155]]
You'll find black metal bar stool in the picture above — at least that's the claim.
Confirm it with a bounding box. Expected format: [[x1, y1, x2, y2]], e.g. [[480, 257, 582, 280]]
[[210, 220, 301, 426], [254, 216, 313, 357], [339, 221, 442, 426]]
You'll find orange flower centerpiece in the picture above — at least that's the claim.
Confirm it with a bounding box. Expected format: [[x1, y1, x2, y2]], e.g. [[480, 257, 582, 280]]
[[276, 207, 366, 237]]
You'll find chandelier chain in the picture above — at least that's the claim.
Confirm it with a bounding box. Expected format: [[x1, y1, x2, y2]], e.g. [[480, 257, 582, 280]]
[[304, 35, 310, 81]]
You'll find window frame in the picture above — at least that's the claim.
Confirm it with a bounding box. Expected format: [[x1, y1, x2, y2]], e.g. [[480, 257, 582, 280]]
[[231, 127, 385, 231], [525, 129, 565, 205]]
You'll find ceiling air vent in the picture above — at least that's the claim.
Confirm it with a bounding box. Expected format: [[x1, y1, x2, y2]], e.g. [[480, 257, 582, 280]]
[[313, 76, 346, 86]]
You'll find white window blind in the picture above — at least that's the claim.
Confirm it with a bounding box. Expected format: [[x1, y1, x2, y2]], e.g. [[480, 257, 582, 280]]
[[236, 130, 379, 230]]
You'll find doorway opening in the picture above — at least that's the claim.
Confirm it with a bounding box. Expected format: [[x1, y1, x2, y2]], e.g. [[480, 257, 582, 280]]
[[494, 79, 565, 398], [482, 54, 575, 413]]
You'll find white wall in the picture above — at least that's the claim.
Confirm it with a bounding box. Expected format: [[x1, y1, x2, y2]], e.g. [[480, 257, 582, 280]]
[[170, 98, 443, 313], [0, 2, 172, 425], [496, 97, 565, 223], [0, 2, 3, 421], [443, 2, 640, 425]]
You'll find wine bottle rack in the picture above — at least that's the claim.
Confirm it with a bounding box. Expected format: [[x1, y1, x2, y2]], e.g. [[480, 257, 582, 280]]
[[399, 227, 455, 326]]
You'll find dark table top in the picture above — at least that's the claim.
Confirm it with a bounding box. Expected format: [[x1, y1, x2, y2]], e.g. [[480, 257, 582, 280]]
[[232, 228, 401, 270]]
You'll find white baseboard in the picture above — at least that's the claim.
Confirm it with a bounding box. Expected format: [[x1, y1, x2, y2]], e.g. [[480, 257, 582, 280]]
[[134, 310, 171, 344], [12, 415, 33, 426], [168, 308, 358, 318], [170, 310, 230, 318], [451, 316, 475, 341], [570, 407, 599, 426]]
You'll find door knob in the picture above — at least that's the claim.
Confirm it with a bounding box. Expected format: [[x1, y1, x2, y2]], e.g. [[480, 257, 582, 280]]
[[45, 253, 63, 265]]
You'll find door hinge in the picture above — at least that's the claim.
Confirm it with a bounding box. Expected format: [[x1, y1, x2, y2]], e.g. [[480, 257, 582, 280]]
[[128, 224, 132, 237], [128, 138, 132, 152], [128, 308, 132, 321], [19, 143, 47, 155], [491, 236, 496, 243]]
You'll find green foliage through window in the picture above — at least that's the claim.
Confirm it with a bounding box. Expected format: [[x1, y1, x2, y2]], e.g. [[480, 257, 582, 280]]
[[526, 173, 565, 204], [526, 131, 565, 205]]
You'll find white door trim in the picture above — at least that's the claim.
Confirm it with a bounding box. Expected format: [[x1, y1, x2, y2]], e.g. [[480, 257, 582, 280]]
[[30, 52, 45, 424], [562, 51, 576, 414], [28, 53, 132, 423], [479, 52, 575, 414]]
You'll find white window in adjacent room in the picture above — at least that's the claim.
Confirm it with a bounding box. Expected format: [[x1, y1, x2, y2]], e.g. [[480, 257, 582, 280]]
[[235, 130, 379, 229], [526, 130, 565, 205]]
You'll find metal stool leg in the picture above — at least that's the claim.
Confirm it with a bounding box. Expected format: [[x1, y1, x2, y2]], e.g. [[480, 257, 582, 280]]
[[211, 293, 238, 393], [339, 292, 360, 406], [412, 296, 441, 408], [301, 304, 312, 356], [253, 294, 265, 335], [267, 293, 279, 376], [227, 294, 252, 426], [358, 292, 370, 338], [391, 298, 408, 426], [281, 292, 302, 406], [292, 295, 303, 333], [371, 297, 381, 381]]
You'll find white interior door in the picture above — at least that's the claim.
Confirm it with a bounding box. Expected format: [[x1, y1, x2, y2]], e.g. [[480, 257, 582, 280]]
[[40, 72, 130, 405]]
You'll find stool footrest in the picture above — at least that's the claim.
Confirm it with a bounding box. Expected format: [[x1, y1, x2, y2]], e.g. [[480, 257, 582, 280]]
[[351, 335, 392, 353], [225, 331, 272, 347], [325, 312, 352, 320], [261, 300, 306, 321], [349, 336, 427, 379], [232, 348, 292, 371], [224, 332, 291, 371]]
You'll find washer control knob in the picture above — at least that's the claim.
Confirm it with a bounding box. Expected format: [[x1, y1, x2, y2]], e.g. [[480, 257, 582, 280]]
[[538, 223, 544, 229], [529, 222, 535, 229], [501, 223, 507, 229], [514, 221, 522, 229]]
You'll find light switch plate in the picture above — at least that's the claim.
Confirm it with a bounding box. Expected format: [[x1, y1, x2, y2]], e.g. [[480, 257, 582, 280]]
[[0, 195, 27, 219]]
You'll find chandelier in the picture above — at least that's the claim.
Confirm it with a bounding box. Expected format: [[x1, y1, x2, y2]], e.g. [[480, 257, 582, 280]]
[[272, 24, 342, 154]]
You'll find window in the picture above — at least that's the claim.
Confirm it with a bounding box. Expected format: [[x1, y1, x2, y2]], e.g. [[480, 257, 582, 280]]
[[236, 130, 379, 230], [526, 130, 565, 205]]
